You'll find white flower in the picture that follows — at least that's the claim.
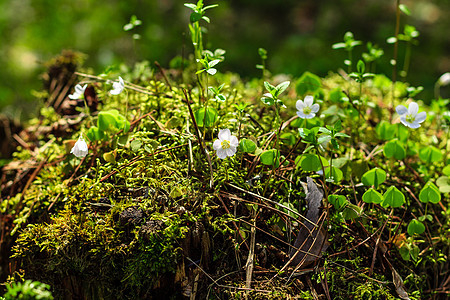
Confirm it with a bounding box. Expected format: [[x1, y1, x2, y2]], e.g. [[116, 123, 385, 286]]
[[438, 72, 450, 86], [110, 76, 125, 95], [296, 95, 320, 119], [70, 135, 88, 158], [213, 129, 238, 159], [396, 102, 427, 129], [68, 84, 87, 100]]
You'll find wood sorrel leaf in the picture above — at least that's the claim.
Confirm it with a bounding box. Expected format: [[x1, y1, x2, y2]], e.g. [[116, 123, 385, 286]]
[[419, 146, 442, 163], [324, 166, 343, 183], [384, 139, 406, 160], [280, 132, 296, 146], [419, 181, 441, 203], [382, 186, 405, 208], [298, 154, 328, 172], [328, 194, 347, 210], [436, 176, 450, 193], [342, 203, 362, 220], [407, 219, 425, 236], [296, 71, 322, 95], [260, 149, 280, 167], [239, 138, 257, 153], [98, 110, 119, 132], [194, 107, 218, 127], [361, 168, 387, 189], [362, 188, 384, 204], [376, 121, 396, 140]]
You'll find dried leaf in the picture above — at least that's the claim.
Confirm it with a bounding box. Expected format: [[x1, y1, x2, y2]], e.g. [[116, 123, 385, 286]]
[[289, 177, 329, 267], [392, 268, 410, 300]]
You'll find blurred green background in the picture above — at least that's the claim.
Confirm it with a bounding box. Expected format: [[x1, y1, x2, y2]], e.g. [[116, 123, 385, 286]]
[[1, 0, 449, 118]]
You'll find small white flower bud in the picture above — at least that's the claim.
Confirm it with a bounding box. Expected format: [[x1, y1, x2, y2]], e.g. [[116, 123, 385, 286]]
[[71, 135, 88, 158], [438, 72, 450, 86]]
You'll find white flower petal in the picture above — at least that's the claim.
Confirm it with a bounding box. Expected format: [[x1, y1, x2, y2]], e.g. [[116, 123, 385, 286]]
[[396, 105, 407, 115], [216, 148, 227, 159], [415, 111, 427, 123], [110, 89, 121, 95], [71, 138, 88, 158], [399, 116, 409, 127], [218, 129, 231, 141], [297, 111, 307, 119], [296, 100, 305, 110], [438, 72, 450, 86], [68, 92, 81, 100], [229, 136, 239, 147], [408, 102, 419, 115], [305, 113, 315, 119], [213, 139, 222, 150], [409, 122, 421, 129], [310, 103, 320, 113], [110, 77, 125, 95], [74, 85, 83, 93], [225, 147, 237, 157], [304, 95, 314, 107]]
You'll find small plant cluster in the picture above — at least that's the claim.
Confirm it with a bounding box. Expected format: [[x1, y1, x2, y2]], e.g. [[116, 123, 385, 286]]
[[1, 0, 448, 299]]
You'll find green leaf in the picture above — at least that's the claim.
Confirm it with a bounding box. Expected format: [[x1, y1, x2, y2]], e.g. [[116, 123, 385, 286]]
[[436, 176, 450, 193], [356, 60, 365, 73], [407, 219, 425, 236], [264, 81, 276, 93], [130, 139, 142, 152], [362, 188, 384, 204], [443, 165, 450, 176], [280, 132, 296, 146], [258, 48, 267, 59], [239, 138, 257, 153], [419, 146, 443, 163], [261, 96, 275, 106], [194, 107, 218, 127], [328, 195, 347, 210], [86, 126, 104, 141], [215, 94, 226, 102], [260, 149, 280, 167], [296, 71, 322, 95], [383, 139, 406, 160], [376, 121, 396, 140], [332, 42, 346, 49], [115, 114, 131, 133], [298, 154, 328, 172], [399, 246, 410, 261], [334, 132, 350, 138], [317, 134, 332, 145], [342, 203, 362, 220], [209, 59, 221, 68], [382, 186, 405, 208], [329, 88, 346, 103], [361, 168, 387, 189], [103, 150, 116, 163], [98, 110, 118, 132], [184, 3, 198, 10], [396, 123, 409, 142], [275, 81, 290, 97], [98, 110, 130, 133], [419, 181, 441, 203], [399, 4, 411, 15], [190, 12, 202, 22], [333, 119, 342, 131], [324, 167, 343, 183]]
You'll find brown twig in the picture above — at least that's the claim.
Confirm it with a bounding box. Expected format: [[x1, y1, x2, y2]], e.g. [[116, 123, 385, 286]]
[[154, 61, 173, 90]]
